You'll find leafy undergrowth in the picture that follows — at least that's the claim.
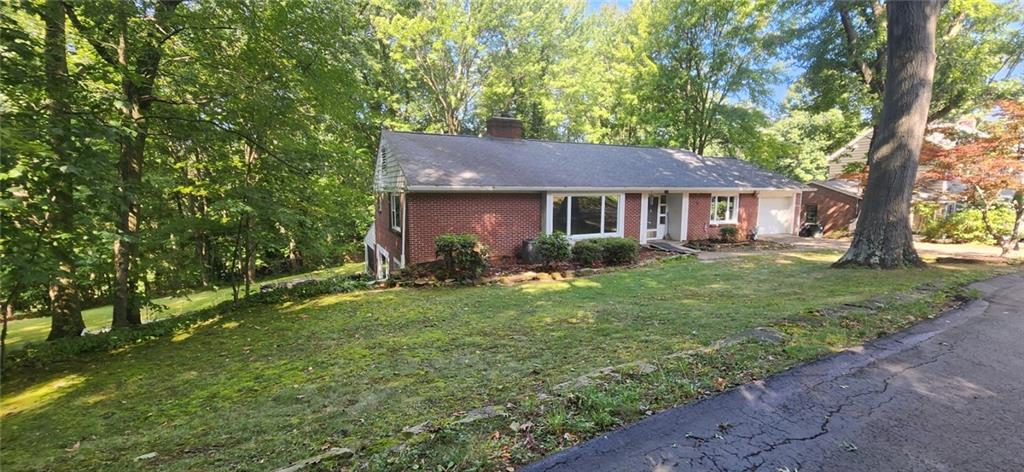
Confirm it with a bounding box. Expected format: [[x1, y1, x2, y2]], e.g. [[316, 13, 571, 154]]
[[3, 262, 365, 350], [4, 274, 372, 370], [0, 252, 1013, 471]]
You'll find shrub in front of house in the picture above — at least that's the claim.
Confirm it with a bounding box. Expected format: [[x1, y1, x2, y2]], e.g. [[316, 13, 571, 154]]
[[718, 225, 739, 242], [435, 233, 489, 281], [535, 232, 572, 266], [571, 239, 604, 267], [922, 206, 1014, 244], [595, 237, 640, 265]]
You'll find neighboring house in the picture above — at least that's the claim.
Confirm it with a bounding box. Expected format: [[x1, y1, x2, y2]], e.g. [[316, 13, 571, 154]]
[[805, 121, 983, 234], [366, 116, 805, 279], [802, 179, 862, 235]]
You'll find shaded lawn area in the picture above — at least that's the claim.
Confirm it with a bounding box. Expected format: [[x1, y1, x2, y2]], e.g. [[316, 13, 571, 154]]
[[3, 263, 364, 350], [0, 253, 1012, 471]]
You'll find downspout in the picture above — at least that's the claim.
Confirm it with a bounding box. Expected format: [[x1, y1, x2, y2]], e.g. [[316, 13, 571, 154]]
[[400, 192, 407, 268]]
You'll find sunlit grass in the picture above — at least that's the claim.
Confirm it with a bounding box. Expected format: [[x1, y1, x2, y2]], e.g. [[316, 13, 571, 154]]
[[4, 262, 364, 350], [1, 374, 86, 416], [0, 253, 1012, 471]]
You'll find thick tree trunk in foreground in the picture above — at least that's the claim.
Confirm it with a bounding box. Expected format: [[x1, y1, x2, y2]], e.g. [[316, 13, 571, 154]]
[[835, 0, 941, 269], [103, 1, 182, 327], [42, 0, 85, 339]]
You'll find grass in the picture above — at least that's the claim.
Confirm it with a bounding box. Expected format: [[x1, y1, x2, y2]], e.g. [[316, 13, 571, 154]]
[[3, 263, 364, 351], [0, 252, 1013, 471]]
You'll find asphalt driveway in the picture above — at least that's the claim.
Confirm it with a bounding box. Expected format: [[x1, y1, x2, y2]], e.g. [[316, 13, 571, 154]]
[[524, 272, 1024, 472]]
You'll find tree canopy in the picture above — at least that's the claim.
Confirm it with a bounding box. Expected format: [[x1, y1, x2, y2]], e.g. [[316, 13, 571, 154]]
[[1, 0, 1022, 343]]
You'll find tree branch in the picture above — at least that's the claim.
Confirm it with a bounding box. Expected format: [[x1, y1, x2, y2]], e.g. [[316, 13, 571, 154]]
[[62, 2, 117, 66], [837, 3, 873, 88], [146, 114, 308, 175]]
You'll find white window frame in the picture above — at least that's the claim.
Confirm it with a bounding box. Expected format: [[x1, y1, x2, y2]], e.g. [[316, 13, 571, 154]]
[[388, 193, 402, 232], [546, 193, 626, 240], [709, 194, 739, 225]]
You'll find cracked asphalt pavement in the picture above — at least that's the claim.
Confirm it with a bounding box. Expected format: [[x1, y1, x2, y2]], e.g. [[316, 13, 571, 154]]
[[524, 272, 1024, 472]]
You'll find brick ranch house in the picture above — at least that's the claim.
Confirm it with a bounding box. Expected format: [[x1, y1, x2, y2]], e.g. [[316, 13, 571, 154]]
[[365, 117, 805, 279]]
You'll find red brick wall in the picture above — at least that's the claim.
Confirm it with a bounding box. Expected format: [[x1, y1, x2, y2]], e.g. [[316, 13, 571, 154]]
[[624, 193, 642, 240], [802, 188, 860, 234], [688, 193, 712, 240], [687, 193, 757, 240], [737, 193, 759, 238], [406, 193, 543, 265], [374, 193, 403, 269]]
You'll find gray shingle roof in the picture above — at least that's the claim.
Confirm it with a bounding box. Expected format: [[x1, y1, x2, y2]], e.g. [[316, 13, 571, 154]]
[[810, 179, 863, 199], [381, 131, 803, 191]]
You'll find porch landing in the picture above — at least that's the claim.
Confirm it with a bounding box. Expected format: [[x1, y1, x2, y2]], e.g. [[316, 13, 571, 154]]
[[645, 240, 701, 255]]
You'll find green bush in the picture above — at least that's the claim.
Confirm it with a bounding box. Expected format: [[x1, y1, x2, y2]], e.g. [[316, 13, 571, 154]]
[[536, 232, 572, 266], [5, 274, 371, 371], [922, 206, 1014, 244], [571, 239, 604, 267], [718, 226, 739, 242], [435, 233, 489, 281], [595, 237, 640, 265]]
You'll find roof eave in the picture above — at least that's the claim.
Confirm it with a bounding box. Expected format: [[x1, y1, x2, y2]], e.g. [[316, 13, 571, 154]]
[[405, 185, 806, 193]]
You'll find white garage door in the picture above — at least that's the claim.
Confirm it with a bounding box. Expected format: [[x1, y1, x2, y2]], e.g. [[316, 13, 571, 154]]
[[758, 196, 794, 235]]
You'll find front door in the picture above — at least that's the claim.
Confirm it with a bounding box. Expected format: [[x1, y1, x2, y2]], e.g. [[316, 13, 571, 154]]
[[646, 194, 667, 240]]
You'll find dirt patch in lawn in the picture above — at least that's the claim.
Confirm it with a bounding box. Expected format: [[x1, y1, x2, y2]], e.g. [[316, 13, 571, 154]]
[[684, 239, 792, 252]]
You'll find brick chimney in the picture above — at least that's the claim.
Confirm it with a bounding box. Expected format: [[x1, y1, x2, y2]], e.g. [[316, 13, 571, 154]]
[[485, 115, 523, 139]]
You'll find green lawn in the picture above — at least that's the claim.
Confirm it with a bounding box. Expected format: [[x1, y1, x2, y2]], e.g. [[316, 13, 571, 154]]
[[0, 253, 1012, 471], [3, 263, 364, 350]]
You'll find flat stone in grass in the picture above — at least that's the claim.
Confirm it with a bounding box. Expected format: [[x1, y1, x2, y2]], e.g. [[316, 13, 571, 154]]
[[553, 361, 658, 391], [453, 405, 508, 425], [401, 421, 432, 437], [272, 447, 354, 472], [716, 327, 785, 348], [500, 271, 537, 284], [134, 452, 158, 461]]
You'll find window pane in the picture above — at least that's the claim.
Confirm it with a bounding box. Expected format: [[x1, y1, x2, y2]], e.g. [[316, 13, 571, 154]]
[[711, 196, 736, 222], [570, 196, 602, 235], [804, 204, 818, 223], [604, 195, 618, 233], [552, 196, 568, 233]]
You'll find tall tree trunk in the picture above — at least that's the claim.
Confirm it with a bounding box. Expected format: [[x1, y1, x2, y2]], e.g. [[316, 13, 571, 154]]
[[2, 283, 22, 375], [112, 124, 145, 327], [835, 0, 941, 269], [230, 219, 244, 303], [105, 1, 181, 327], [42, 0, 85, 339], [244, 214, 254, 297], [288, 236, 302, 273], [242, 143, 259, 296], [196, 231, 211, 287]]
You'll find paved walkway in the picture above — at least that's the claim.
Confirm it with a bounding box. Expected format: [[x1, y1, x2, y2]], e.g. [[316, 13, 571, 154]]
[[524, 272, 1024, 472], [695, 235, 1022, 261]]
